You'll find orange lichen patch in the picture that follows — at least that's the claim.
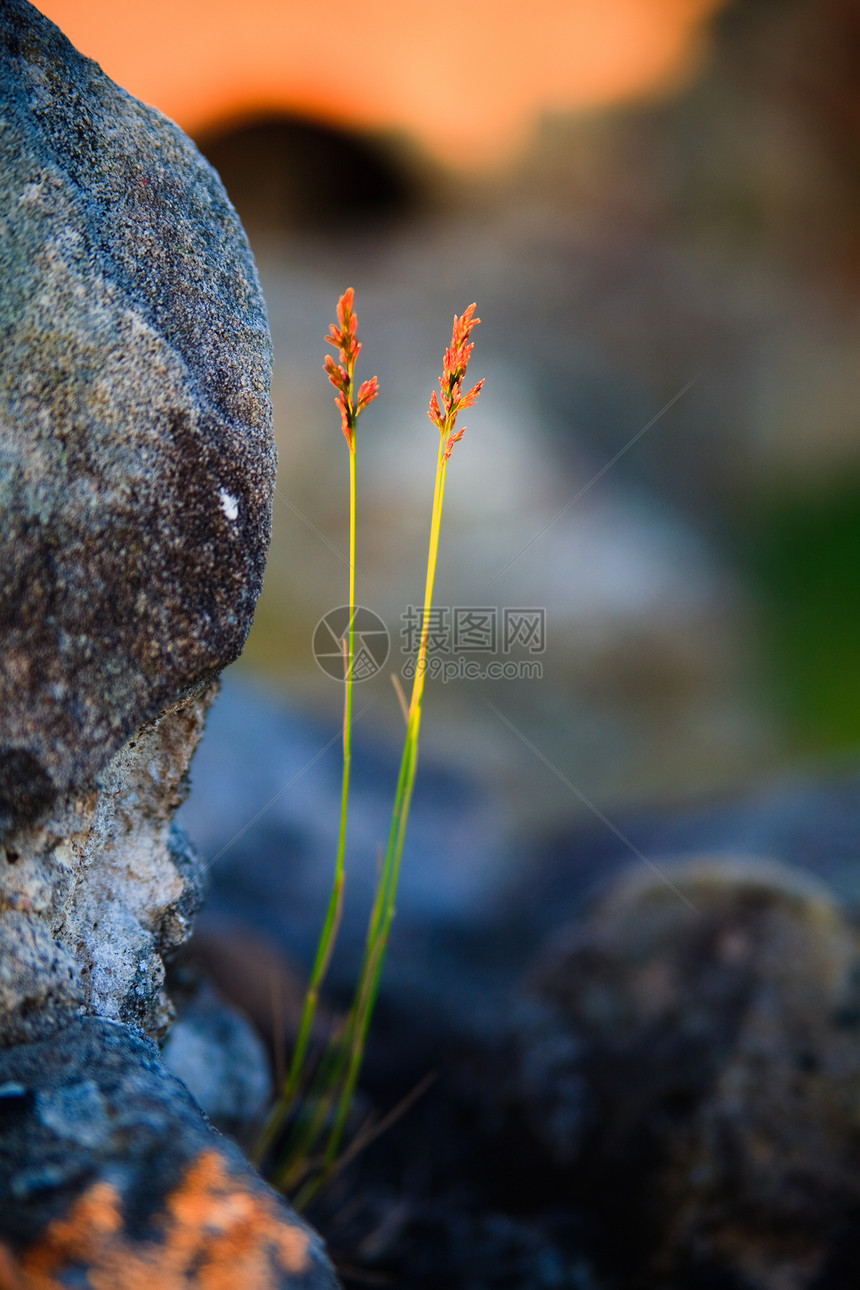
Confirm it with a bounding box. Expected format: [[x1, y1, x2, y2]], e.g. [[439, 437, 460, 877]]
[[0, 1242, 28, 1290], [25, 1182, 123, 1277], [1, 1149, 311, 1289], [162, 1150, 311, 1282], [35, 0, 727, 169]]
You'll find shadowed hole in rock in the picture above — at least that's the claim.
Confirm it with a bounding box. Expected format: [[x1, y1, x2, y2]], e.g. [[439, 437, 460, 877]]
[[0, 749, 54, 835], [194, 114, 427, 240], [0, 1085, 32, 1127]]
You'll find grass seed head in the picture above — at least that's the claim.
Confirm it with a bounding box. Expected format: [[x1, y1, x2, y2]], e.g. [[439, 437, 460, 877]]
[[324, 288, 378, 450], [428, 303, 483, 459]]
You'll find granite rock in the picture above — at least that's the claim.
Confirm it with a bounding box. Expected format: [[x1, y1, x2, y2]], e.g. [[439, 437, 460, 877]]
[[0, 0, 275, 1041], [0, 678, 215, 1044], [0, 1016, 338, 1289], [0, 0, 275, 839]]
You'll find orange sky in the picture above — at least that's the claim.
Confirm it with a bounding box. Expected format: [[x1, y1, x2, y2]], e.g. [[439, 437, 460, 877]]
[[34, 0, 723, 168]]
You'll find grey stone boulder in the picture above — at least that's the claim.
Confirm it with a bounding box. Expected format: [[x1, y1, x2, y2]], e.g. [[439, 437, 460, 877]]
[[0, 1016, 338, 1288], [0, 0, 275, 1044], [0, 0, 275, 838]]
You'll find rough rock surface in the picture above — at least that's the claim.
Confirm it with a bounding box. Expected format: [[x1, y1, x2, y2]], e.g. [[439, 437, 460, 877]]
[[518, 858, 860, 1290], [0, 1016, 338, 1289], [0, 0, 275, 839], [0, 681, 217, 1044], [0, 0, 274, 1042], [162, 979, 273, 1140]]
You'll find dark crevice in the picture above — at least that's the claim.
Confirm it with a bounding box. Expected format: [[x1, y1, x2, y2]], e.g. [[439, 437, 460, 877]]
[[195, 114, 427, 239]]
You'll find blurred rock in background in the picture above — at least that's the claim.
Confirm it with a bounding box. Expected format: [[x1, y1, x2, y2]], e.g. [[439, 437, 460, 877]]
[[32, 0, 860, 850], [171, 0, 860, 855]]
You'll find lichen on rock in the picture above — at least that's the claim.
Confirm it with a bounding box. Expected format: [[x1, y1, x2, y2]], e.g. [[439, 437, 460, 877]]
[[0, 1017, 338, 1289]]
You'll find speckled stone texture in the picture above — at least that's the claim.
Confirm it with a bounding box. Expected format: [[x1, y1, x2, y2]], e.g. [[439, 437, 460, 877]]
[[0, 0, 275, 1041], [0, 1017, 338, 1289], [0, 681, 216, 1043], [0, 0, 275, 839]]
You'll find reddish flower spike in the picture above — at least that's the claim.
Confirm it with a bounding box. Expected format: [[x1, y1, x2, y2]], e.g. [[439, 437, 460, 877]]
[[323, 289, 378, 450], [427, 304, 482, 457]]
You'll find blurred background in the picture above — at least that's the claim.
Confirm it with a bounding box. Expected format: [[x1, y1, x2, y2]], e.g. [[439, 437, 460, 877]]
[[36, 0, 860, 854]]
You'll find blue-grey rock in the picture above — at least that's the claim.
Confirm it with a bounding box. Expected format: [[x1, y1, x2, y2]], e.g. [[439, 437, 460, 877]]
[[0, 7, 341, 1285], [0, 1016, 338, 1288], [161, 981, 273, 1140]]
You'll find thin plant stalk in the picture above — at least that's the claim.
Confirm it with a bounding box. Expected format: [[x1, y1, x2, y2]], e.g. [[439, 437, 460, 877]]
[[254, 290, 377, 1170], [322, 438, 445, 1167], [321, 307, 483, 1172], [261, 300, 481, 1209], [287, 444, 356, 1088]]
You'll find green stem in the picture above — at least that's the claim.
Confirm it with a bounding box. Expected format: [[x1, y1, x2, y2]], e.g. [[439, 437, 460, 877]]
[[254, 446, 356, 1168], [323, 435, 448, 1166]]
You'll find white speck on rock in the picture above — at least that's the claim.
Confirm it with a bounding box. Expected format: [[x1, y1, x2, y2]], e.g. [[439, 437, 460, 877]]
[[19, 181, 44, 206], [219, 488, 239, 522]]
